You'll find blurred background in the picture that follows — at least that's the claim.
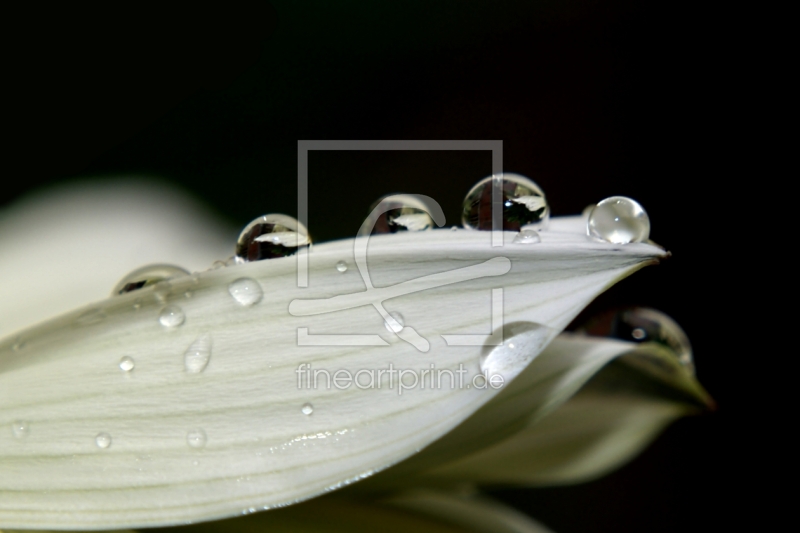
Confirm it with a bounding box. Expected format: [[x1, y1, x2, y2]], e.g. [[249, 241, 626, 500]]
[[3, 2, 731, 531]]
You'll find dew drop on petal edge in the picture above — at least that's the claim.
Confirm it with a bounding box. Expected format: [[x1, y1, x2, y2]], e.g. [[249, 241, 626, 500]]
[[586, 196, 650, 244], [578, 307, 693, 372], [235, 214, 311, 263], [462, 173, 550, 231], [360, 194, 434, 236], [228, 278, 264, 306], [112, 264, 190, 296], [512, 229, 541, 244]]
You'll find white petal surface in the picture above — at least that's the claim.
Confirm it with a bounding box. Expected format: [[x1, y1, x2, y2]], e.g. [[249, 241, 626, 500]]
[[0, 180, 235, 337], [0, 188, 666, 529]]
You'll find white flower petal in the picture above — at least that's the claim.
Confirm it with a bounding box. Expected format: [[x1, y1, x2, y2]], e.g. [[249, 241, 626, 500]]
[[0, 180, 235, 336], [362, 334, 711, 489], [0, 186, 667, 529]]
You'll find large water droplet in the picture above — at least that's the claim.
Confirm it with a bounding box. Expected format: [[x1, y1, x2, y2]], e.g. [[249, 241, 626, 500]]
[[462, 174, 550, 231], [158, 306, 185, 328], [512, 229, 541, 244], [228, 278, 263, 306], [384, 312, 405, 333], [119, 356, 135, 373], [11, 420, 29, 439], [336, 260, 348, 273], [112, 264, 190, 296], [359, 195, 434, 236], [301, 403, 314, 415], [235, 214, 311, 263], [187, 429, 207, 448], [95, 432, 112, 449], [184, 335, 212, 373], [480, 322, 551, 382], [587, 196, 650, 244], [579, 307, 693, 372]]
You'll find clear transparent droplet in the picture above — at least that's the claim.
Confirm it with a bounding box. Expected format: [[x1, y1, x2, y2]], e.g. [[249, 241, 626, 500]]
[[228, 278, 263, 306], [112, 264, 190, 296], [187, 429, 207, 448], [95, 432, 112, 449], [578, 307, 693, 373], [480, 322, 551, 382], [158, 305, 185, 328], [235, 214, 311, 263], [301, 403, 314, 415], [359, 194, 434, 236], [336, 261, 348, 273], [119, 356, 135, 372], [12, 420, 29, 439], [384, 312, 404, 333], [587, 196, 650, 244], [462, 173, 550, 231], [184, 335, 212, 373], [512, 229, 541, 244]]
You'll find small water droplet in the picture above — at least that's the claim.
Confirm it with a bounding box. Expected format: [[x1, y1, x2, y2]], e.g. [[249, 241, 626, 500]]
[[119, 356, 135, 372], [450, 226, 459, 231], [132, 299, 142, 311], [512, 229, 541, 244], [211, 260, 227, 270], [12, 420, 29, 438], [184, 290, 193, 299], [235, 214, 311, 263], [359, 195, 434, 236], [11, 337, 24, 352], [480, 322, 551, 382], [587, 196, 650, 244], [336, 261, 348, 273], [462, 174, 549, 231], [158, 306, 185, 328], [112, 264, 190, 296], [301, 403, 314, 415], [187, 429, 207, 448], [228, 278, 263, 306], [579, 307, 693, 372], [184, 335, 212, 373], [75, 309, 106, 326], [95, 432, 112, 449], [383, 312, 404, 333]]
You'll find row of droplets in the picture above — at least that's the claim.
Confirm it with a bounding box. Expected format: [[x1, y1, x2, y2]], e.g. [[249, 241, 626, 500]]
[[107, 173, 650, 299]]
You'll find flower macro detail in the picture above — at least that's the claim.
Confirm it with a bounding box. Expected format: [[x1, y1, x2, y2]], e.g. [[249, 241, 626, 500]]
[[0, 180, 711, 531]]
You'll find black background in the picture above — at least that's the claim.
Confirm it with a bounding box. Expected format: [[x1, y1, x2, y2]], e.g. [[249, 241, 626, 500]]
[[3, 2, 734, 531]]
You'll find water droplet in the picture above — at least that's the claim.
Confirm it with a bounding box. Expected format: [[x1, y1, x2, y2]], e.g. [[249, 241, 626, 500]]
[[112, 264, 190, 296], [359, 195, 434, 236], [75, 308, 106, 326], [184, 335, 212, 373], [228, 278, 263, 306], [211, 260, 227, 270], [450, 226, 459, 231], [187, 429, 207, 448], [336, 261, 348, 273], [12, 420, 29, 438], [587, 196, 650, 244], [235, 214, 311, 263], [462, 173, 550, 231], [480, 322, 551, 382], [158, 306, 185, 328], [132, 299, 142, 311], [11, 337, 24, 352], [119, 356, 135, 372], [579, 307, 693, 372], [95, 432, 112, 449], [301, 403, 314, 415], [512, 229, 541, 244], [383, 312, 404, 333]]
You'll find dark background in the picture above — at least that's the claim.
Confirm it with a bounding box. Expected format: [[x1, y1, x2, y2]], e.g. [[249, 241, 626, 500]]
[[3, 2, 733, 531]]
